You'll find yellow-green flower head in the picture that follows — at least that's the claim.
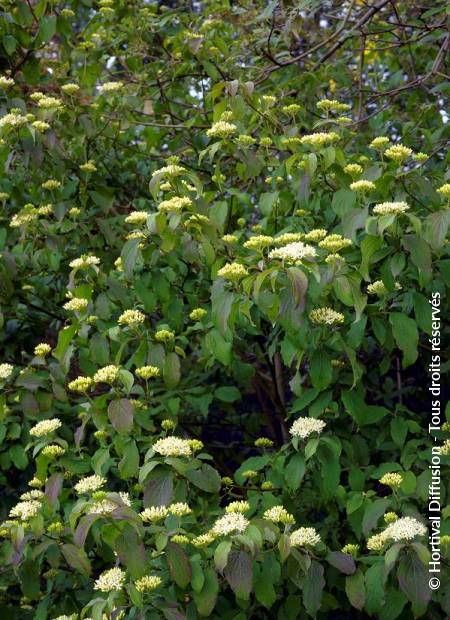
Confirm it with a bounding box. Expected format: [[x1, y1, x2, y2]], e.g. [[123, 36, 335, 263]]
[[369, 136, 390, 149], [61, 8, 75, 17], [367, 280, 401, 295], [28, 477, 44, 488], [32, 120, 50, 132], [350, 180, 375, 193], [135, 575, 162, 592], [255, 437, 274, 448], [42, 179, 61, 191], [340, 543, 359, 557], [319, 234, 352, 252], [140, 505, 169, 522], [0, 76, 14, 88], [242, 470, 258, 479], [69, 207, 81, 217], [63, 296, 89, 311], [68, 376, 93, 392], [309, 307, 344, 326], [80, 160, 97, 173], [316, 99, 351, 113], [30, 418, 61, 437], [0, 192, 9, 201], [94, 567, 126, 592], [188, 439, 204, 452], [336, 116, 352, 124], [206, 121, 237, 139], [251, 224, 263, 233], [99, 81, 124, 94], [61, 83, 80, 95], [384, 512, 398, 524], [0, 362, 13, 380], [268, 241, 316, 263], [384, 144, 412, 162], [93, 365, 120, 384], [161, 419, 176, 431], [281, 136, 302, 149], [94, 430, 108, 440], [439, 439, 450, 455], [304, 228, 327, 242], [290, 416, 326, 439], [171, 534, 189, 544], [125, 211, 148, 225], [47, 521, 64, 534], [157, 196, 192, 214], [190, 307, 207, 321], [69, 254, 100, 269], [37, 203, 53, 216], [273, 233, 303, 246], [34, 342, 51, 357], [37, 96, 63, 110], [217, 262, 248, 282], [152, 163, 186, 179], [282, 104, 301, 114], [261, 481, 274, 490], [136, 365, 160, 379], [290, 527, 321, 547], [379, 472, 403, 489], [126, 230, 147, 241], [226, 501, 250, 514], [300, 132, 339, 148], [344, 164, 363, 177], [168, 502, 192, 516], [74, 475, 106, 494], [413, 152, 428, 163], [235, 134, 256, 147], [261, 95, 276, 107], [41, 444, 65, 459], [154, 329, 175, 342], [260, 137, 273, 147], [243, 235, 273, 251], [263, 505, 295, 524], [153, 436, 192, 457], [192, 531, 217, 547], [437, 183, 450, 198], [221, 476, 233, 486], [19, 489, 44, 501], [372, 201, 409, 216], [212, 512, 249, 535], [118, 309, 145, 326]]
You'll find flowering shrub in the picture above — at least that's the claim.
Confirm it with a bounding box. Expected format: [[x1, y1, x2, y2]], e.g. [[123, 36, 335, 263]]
[[0, 1, 449, 619]]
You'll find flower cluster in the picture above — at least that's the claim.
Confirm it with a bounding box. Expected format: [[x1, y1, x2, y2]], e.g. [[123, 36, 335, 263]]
[[0, 363, 14, 379], [367, 516, 426, 551], [125, 211, 148, 225], [309, 307, 345, 325], [158, 196, 192, 213], [94, 567, 126, 592], [118, 309, 145, 326], [154, 329, 175, 342], [226, 501, 250, 514], [217, 263, 248, 282], [74, 475, 107, 494], [69, 255, 100, 269], [263, 505, 295, 524], [350, 180, 375, 193], [135, 575, 162, 592], [34, 343, 52, 357], [68, 376, 93, 392], [300, 132, 339, 147], [206, 121, 237, 139], [290, 417, 326, 439], [63, 298, 88, 312], [153, 436, 192, 457], [269, 241, 316, 263], [99, 81, 124, 93], [318, 234, 352, 252], [379, 472, 403, 489], [212, 512, 249, 535], [384, 144, 412, 162], [243, 235, 273, 250], [136, 365, 160, 379], [29, 419, 62, 437], [93, 365, 120, 384], [290, 527, 321, 547], [373, 201, 409, 216]]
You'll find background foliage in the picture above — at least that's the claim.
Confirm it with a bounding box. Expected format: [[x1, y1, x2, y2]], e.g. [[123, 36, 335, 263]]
[[0, 0, 449, 618]]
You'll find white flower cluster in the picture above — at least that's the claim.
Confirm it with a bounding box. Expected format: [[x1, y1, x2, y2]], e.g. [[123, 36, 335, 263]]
[[153, 436, 192, 457], [373, 201, 409, 216], [157, 196, 192, 213], [263, 505, 295, 524], [212, 512, 249, 536], [0, 363, 14, 379], [29, 418, 62, 437], [206, 121, 237, 139], [74, 475, 106, 494], [99, 81, 124, 93], [268, 241, 316, 263], [290, 527, 321, 547], [94, 567, 126, 592], [9, 500, 41, 521], [290, 417, 326, 439], [367, 516, 426, 551], [93, 365, 120, 384], [118, 309, 145, 326], [69, 255, 100, 269], [125, 211, 148, 225]]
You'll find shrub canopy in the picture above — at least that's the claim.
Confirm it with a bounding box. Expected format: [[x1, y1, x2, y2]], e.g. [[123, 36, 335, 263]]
[[0, 1, 449, 619]]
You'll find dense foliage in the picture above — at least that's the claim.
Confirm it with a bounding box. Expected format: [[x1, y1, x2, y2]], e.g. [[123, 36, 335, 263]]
[[0, 1, 449, 619]]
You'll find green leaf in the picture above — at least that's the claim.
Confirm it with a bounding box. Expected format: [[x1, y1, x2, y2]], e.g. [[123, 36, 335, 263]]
[[309, 350, 332, 390], [143, 468, 174, 506], [389, 312, 419, 368], [284, 453, 306, 491], [214, 540, 232, 573], [185, 463, 221, 493], [163, 352, 181, 389], [326, 551, 355, 575], [303, 560, 325, 618], [397, 551, 430, 613], [224, 550, 253, 600], [345, 569, 365, 610], [108, 399, 134, 434], [166, 542, 192, 588], [364, 562, 386, 614], [118, 439, 139, 479], [193, 567, 219, 617]]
